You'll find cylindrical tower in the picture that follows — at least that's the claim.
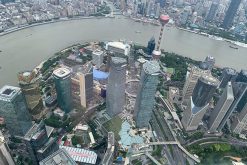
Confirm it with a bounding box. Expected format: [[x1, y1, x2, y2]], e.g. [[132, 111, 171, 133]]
[[53, 67, 72, 113], [152, 14, 169, 60]]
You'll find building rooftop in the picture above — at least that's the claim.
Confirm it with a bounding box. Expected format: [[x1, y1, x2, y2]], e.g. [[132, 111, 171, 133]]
[[152, 50, 161, 56], [111, 57, 127, 65], [224, 67, 237, 75], [106, 41, 130, 50], [39, 149, 76, 165], [59, 146, 97, 164], [0, 85, 21, 102], [92, 50, 104, 56], [93, 69, 109, 80], [143, 60, 160, 75], [53, 67, 71, 78], [199, 75, 219, 87]]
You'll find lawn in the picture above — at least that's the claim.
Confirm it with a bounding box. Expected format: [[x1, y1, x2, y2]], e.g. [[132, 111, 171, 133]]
[[103, 116, 122, 141]]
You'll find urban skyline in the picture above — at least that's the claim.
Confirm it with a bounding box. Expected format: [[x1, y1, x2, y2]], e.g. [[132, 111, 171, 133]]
[[0, 0, 247, 164]]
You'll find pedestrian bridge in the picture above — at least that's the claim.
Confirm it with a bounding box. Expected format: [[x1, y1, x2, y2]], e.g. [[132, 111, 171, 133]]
[[138, 141, 200, 163]]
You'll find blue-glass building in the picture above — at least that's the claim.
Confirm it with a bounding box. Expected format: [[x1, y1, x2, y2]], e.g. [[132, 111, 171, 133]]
[[147, 37, 156, 55], [221, 0, 241, 29], [53, 68, 72, 113], [134, 60, 160, 128], [0, 85, 32, 136]]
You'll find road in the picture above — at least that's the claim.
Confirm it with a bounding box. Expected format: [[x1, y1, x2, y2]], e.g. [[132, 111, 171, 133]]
[[152, 109, 187, 165]]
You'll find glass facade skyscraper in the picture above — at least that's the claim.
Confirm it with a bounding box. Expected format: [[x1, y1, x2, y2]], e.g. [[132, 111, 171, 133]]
[[182, 76, 219, 131], [208, 82, 234, 133], [24, 120, 59, 165], [134, 60, 160, 128], [53, 67, 72, 113], [222, 0, 241, 29], [106, 57, 127, 117], [0, 85, 32, 136]]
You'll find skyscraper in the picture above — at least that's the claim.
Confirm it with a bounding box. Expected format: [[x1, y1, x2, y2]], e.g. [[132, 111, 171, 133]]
[[53, 67, 72, 113], [0, 85, 32, 136], [231, 102, 247, 134], [221, 0, 241, 29], [0, 134, 15, 165], [92, 50, 104, 69], [218, 82, 247, 131], [182, 65, 211, 103], [236, 70, 247, 83], [147, 37, 156, 55], [204, 55, 215, 70], [219, 67, 237, 88], [206, 2, 219, 22], [182, 76, 219, 131], [159, 0, 166, 8], [106, 57, 127, 117], [134, 60, 160, 128], [23, 121, 59, 165], [77, 63, 93, 108], [208, 82, 234, 133]]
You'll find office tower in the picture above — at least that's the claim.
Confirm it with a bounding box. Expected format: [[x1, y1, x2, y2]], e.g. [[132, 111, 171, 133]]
[[92, 50, 104, 68], [134, 60, 160, 128], [231, 100, 247, 134], [53, 67, 72, 113], [155, 3, 161, 19], [236, 70, 247, 83], [106, 41, 130, 57], [24, 121, 59, 165], [39, 149, 77, 165], [102, 132, 115, 165], [0, 85, 32, 136], [77, 63, 93, 108], [159, 0, 166, 8], [182, 65, 211, 103], [0, 0, 15, 4], [0, 134, 15, 165], [219, 68, 237, 88], [204, 55, 215, 70], [106, 57, 127, 117], [152, 14, 169, 60], [147, 37, 156, 55], [218, 82, 247, 131], [71, 64, 93, 108], [182, 76, 219, 131], [199, 61, 210, 70], [221, 0, 242, 29], [208, 82, 234, 133], [206, 2, 219, 22]]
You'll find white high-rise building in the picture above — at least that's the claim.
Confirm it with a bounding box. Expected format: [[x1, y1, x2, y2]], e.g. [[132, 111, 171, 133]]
[[208, 82, 234, 133], [182, 65, 211, 104], [92, 50, 104, 68], [0, 134, 15, 165]]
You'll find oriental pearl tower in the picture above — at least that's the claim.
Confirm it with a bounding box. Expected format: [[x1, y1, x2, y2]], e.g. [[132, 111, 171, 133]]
[[152, 14, 170, 60]]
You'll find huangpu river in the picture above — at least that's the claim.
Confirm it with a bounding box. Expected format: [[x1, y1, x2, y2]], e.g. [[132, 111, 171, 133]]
[[0, 17, 247, 86]]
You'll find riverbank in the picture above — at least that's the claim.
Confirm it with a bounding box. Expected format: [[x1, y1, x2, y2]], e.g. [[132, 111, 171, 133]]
[[177, 27, 247, 48], [0, 16, 109, 37]]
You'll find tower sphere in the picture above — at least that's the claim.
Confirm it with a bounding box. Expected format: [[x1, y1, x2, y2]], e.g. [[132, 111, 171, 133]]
[[160, 14, 170, 25]]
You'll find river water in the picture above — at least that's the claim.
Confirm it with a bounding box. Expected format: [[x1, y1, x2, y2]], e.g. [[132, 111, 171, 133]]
[[0, 17, 247, 86]]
